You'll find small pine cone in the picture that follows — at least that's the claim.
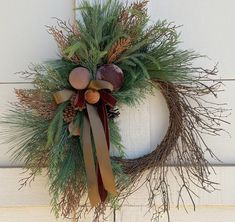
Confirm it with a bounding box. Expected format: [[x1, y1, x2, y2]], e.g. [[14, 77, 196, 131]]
[[63, 105, 77, 123], [70, 94, 77, 109], [107, 107, 120, 119]]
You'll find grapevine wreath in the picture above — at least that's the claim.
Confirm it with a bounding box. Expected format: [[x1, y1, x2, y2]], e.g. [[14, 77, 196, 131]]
[[1, 0, 228, 221]]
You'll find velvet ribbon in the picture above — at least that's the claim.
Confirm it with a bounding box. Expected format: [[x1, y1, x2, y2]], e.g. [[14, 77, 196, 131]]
[[53, 80, 117, 206]]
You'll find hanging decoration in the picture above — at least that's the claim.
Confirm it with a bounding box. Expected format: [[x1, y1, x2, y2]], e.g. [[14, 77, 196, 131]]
[[1, 0, 228, 221]]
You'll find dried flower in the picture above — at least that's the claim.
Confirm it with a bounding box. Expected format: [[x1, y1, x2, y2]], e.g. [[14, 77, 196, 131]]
[[107, 38, 131, 63], [15, 89, 57, 120]]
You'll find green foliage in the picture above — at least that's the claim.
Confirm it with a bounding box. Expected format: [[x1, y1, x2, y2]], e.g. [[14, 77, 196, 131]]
[[0, 107, 49, 169], [49, 130, 86, 217], [33, 60, 76, 93], [61, 1, 201, 106], [46, 102, 68, 148], [65, 0, 125, 76], [109, 119, 125, 157]]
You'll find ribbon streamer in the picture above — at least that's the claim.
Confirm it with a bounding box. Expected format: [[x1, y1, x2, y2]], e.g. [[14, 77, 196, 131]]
[[87, 104, 117, 195], [53, 80, 117, 206], [81, 115, 101, 206]]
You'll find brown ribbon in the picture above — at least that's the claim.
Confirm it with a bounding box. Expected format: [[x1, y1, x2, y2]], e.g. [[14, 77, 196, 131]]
[[53, 80, 113, 104], [81, 115, 101, 205], [86, 104, 117, 197], [53, 89, 74, 104], [53, 80, 117, 207], [88, 80, 113, 91]]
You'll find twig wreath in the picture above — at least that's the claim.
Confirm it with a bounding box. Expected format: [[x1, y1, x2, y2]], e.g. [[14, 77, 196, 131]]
[[1, 0, 229, 221]]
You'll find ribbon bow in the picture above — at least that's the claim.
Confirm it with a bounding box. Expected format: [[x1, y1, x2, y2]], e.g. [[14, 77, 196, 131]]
[[53, 80, 117, 206]]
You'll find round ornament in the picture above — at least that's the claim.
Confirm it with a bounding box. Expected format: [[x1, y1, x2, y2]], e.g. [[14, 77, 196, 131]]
[[69, 67, 91, 90], [96, 64, 124, 91], [84, 89, 100, 104]]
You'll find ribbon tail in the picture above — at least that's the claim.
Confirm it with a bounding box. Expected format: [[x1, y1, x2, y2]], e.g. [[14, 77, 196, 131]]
[[86, 104, 117, 197], [96, 102, 110, 202], [81, 115, 101, 207], [98, 102, 110, 145], [97, 167, 107, 202]]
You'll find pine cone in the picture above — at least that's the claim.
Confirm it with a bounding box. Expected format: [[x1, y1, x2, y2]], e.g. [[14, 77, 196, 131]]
[[63, 105, 77, 123], [107, 107, 120, 119], [70, 94, 77, 109]]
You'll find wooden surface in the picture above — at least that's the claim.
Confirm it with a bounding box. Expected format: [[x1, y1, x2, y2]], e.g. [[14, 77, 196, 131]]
[[150, 0, 235, 79], [116, 206, 235, 222], [0, 167, 234, 222], [0, 206, 234, 222], [0, 0, 235, 221]]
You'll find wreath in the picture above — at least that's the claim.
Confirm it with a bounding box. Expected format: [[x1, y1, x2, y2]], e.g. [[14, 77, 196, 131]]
[[1, 0, 227, 221]]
